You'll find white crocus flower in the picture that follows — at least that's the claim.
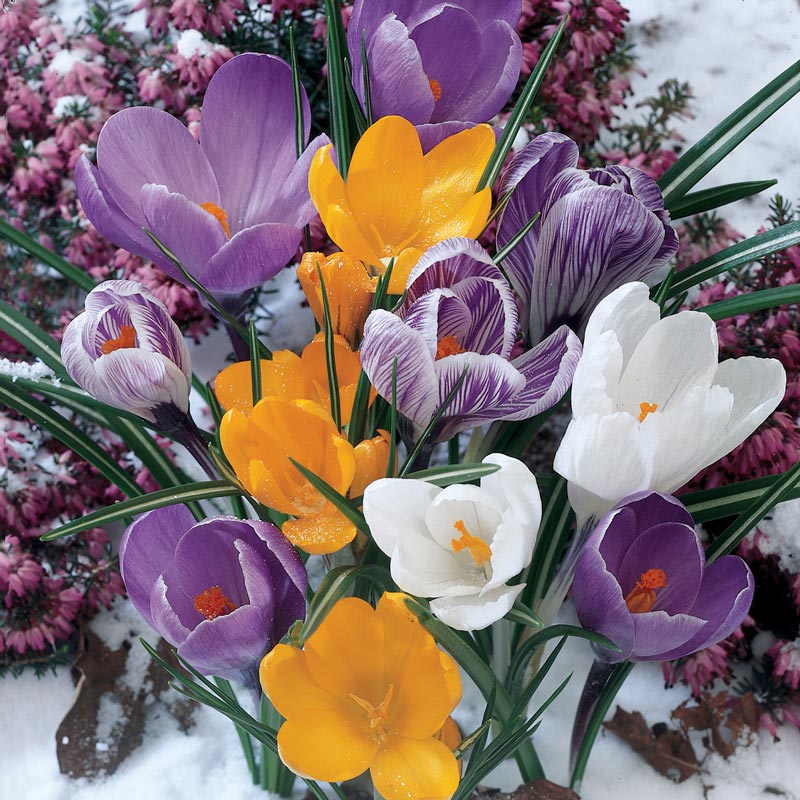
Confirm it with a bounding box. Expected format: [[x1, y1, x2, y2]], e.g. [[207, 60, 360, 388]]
[[554, 282, 786, 526], [362, 454, 541, 631]]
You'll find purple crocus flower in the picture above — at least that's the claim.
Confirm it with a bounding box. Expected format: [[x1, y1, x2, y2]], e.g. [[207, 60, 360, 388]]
[[120, 505, 307, 689], [497, 132, 679, 344], [573, 492, 754, 664], [360, 238, 581, 441], [348, 1, 522, 134], [61, 280, 192, 430], [75, 53, 327, 305]]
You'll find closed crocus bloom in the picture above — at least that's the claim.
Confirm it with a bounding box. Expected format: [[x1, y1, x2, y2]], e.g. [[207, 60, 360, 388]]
[[261, 593, 461, 800], [497, 133, 679, 344], [120, 505, 307, 688], [76, 54, 327, 304], [348, 0, 522, 130], [363, 454, 540, 630], [297, 252, 376, 347], [573, 492, 754, 663], [553, 283, 786, 525], [360, 238, 581, 441], [61, 280, 191, 428], [308, 116, 494, 293], [214, 333, 370, 425], [219, 397, 358, 554]]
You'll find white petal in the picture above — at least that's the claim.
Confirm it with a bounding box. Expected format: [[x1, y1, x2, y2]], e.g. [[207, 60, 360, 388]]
[[424, 484, 503, 551], [571, 329, 623, 417], [390, 531, 474, 599], [430, 585, 524, 631], [483, 512, 532, 591]]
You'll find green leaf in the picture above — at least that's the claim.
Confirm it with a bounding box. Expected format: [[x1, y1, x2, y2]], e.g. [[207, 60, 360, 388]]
[[658, 58, 800, 204], [0, 217, 96, 292], [667, 179, 777, 219], [360, 34, 373, 126], [510, 637, 568, 718], [699, 284, 800, 321], [0, 299, 67, 376], [0, 383, 144, 502], [324, 0, 353, 177], [504, 602, 544, 631], [477, 16, 568, 191], [682, 473, 800, 522], [41, 481, 242, 540], [317, 267, 342, 430], [402, 462, 500, 486], [494, 211, 540, 264]]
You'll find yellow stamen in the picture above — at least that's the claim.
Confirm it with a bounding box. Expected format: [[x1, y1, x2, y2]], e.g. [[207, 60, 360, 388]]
[[193, 585, 238, 619], [450, 519, 492, 567], [200, 201, 231, 238], [435, 334, 466, 360], [101, 324, 137, 355], [349, 684, 394, 741], [624, 568, 667, 613], [429, 78, 442, 102], [638, 401, 658, 422]]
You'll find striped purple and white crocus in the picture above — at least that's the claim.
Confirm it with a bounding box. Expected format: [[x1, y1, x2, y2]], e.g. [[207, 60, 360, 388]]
[[61, 279, 192, 431]]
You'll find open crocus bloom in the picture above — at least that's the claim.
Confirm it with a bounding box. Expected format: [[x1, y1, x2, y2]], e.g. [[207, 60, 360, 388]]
[[553, 282, 786, 525], [496, 133, 678, 344], [261, 593, 461, 800], [308, 116, 494, 293], [360, 238, 581, 441], [573, 492, 754, 662], [348, 0, 522, 128], [76, 53, 327, 302], [363, 454, 541, 630], [120, 505, 307, 688], [61, 280, 191, 428]]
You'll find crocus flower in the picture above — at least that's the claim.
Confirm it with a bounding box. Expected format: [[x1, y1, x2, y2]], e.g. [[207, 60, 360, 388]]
[[496, 132, 679, 344], [297, 251, 376, 347], [61, 280, 192, 429], [120, 505, 307, 688], [363, 454, 540, 630], [75, 53, 327, 304], [360, 238, 581, 441], [308, 116, 494, 293], [573, 492, 754, 663], [553, 282, 786, 525], [348, 0, 522, 130], [261, 592, 461, 800], [214, 333, 371, 425]]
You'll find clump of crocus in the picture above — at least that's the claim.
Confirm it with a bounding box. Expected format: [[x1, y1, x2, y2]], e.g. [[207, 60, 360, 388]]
[[120, 505, 307, 689], [554, 282, 786, 526], [347, 0, 522, 129], [61, 280, 192, 431], [360, 238, 581, 442], [261, 592, 461, 800], [363, 454, 541, 630], [497, 132, 679, 344], [308, 115, 494, 293]]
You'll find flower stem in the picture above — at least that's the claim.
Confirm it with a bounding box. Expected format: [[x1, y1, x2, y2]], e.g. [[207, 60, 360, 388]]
[[213, 678, 258, 785], [172, 416, 220, 480], [260, 693, 295, 796], [492, 618, 511, 686]]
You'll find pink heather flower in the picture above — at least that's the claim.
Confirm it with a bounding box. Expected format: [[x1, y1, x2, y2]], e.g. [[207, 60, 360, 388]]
[[0, 536, 44, 607], [768, 639, 800, 691], [133, 0, 171, 38], [169, 33, 233, 94], [271, 0, 317, 15]]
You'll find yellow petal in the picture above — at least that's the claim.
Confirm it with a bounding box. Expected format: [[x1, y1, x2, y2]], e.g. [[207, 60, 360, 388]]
[[215, 352, 305, 413], [261, 644, 339, 718], [350, 430, 393, 498], [345, 116, 425, 254], [387, 247, 425, 295], [282, 504, 358, 555], [371, 735, 460, 800], [435, 717, 462, 753]]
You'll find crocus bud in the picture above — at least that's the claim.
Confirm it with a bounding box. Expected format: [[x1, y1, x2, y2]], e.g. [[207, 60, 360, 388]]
[[61, 280, 192, 429]]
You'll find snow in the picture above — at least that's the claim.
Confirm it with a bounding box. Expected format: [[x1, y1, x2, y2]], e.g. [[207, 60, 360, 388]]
[[52, 95, 91, 119], [0, 357, 58, 381], [5, 0, 800, 798], [758, 499, 800, 572], [47, 49, 95, 76], [175, 30, 217, 59]]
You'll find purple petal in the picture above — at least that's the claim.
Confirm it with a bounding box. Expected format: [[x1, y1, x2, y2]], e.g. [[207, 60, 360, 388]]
[[442, 0, 521, 28], [202, 223, 302, 296], [435, 294, 473, 345], [150, 575, 192, 646], [200, 53, 310, 234], [395, 289, 444, 356], [96, 106, 218, 225], [630, 610, 707, 660], [456, 276, 518, 357]]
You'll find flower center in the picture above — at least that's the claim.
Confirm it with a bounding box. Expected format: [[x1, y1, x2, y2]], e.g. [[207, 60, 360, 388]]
[[200, 201, 231, 239], [624, 568, 667, 613], [101, 324, 137, 355], [193, 585, 237, 619], [638, 401, 658, 422], [349, 684, 394, 742], [451, 519, 492, 567], [429, 78, 442, 102], [436, 334, 466, 360]]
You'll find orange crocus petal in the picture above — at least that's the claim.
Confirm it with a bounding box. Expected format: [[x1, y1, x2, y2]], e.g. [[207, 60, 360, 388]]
[[371, 735, 460, 800], [386, 247, 425, 295], [345, 116, 425, 253], [350, 430, 393, 498], [436, 717, 462, 752], [282, 504, 358, 555], [304, 597, 386, 705], [214, 353, 305, 414]]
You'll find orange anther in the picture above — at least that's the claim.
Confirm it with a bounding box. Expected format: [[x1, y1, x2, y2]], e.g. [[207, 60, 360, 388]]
[[200, 201, 231, 238], [101, 324, 137, 354], [193, 585, 237, 619], [435, 334, 466, 360], [638, 401, 659, 422]]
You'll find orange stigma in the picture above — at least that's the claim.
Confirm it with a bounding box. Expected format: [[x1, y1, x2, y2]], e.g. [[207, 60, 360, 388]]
[[624, 568, 667, 613], [638, 401, 658, 422], [193, 585, 237, 619], [200, 202, 231, 238], [436, 334, 466, 360], [101, 324, 137, 354], [451, 519, 492, 567], [429, 78, 442, 102]]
